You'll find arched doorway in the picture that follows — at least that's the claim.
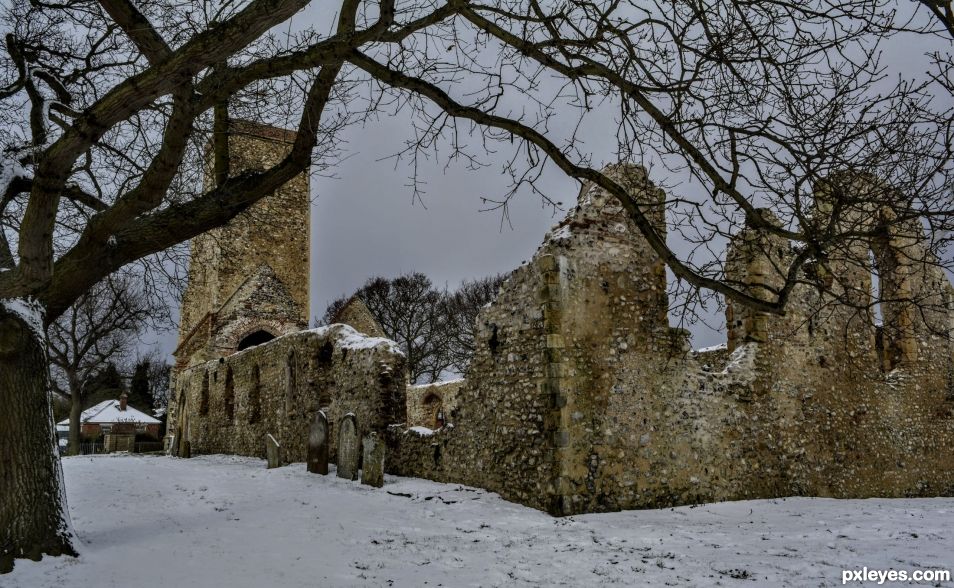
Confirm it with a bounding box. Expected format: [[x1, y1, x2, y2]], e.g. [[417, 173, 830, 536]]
[[423, 393, 444, 429]]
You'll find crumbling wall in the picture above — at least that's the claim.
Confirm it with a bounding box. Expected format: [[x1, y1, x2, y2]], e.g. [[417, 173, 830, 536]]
[[170, 157, 953, 518], [387, 164, 954, 515], [169, 326, 406, 462]]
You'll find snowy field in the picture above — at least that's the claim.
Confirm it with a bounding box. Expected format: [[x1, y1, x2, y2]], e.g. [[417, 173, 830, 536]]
[[6, 455, 954, 587]]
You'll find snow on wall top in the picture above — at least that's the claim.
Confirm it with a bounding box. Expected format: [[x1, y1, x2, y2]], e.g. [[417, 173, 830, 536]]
[[309, 324, 405, 357], [408, 378, 464, 390]]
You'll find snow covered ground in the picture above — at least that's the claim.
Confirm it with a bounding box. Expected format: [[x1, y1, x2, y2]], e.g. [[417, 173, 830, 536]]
[[7, 454, 954, 587]]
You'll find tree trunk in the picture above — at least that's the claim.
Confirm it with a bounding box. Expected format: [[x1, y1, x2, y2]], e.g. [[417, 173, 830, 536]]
[[0, 304, 77, 573], [68, 383, 82, 457]]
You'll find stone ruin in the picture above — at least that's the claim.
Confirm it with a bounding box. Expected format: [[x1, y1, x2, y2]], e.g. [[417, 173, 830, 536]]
[[167, 127, 954, 516]]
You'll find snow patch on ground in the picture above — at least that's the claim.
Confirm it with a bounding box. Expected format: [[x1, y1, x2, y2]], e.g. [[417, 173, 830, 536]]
[[5, 454, 954, 587]]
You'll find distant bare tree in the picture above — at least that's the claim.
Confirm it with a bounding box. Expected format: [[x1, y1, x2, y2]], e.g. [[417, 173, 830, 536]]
[[442, 274, 506, 373], [325, 273, 452, 384], [141, 351, 172, 414], [47, 274, 156, 456]]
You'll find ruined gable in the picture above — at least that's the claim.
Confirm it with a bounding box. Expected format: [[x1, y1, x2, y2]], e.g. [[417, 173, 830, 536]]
[[387, 164, 954, 515], [329, 296, 386, 338]]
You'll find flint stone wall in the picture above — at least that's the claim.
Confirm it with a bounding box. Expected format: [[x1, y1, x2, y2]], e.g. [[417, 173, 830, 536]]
[[387, 164, 954, 515], [169, 325, 406, 463]]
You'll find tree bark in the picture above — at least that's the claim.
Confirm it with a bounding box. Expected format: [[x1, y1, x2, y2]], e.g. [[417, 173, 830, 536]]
[[68, 380, 82, 457], [0, 304, 76, 573]]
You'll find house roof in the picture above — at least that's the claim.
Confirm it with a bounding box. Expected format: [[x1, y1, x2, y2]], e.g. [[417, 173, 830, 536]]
[[57, 399, 161, 426]]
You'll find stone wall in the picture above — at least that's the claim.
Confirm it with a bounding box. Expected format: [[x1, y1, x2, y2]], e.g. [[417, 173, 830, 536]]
[[168, 326, 406, 463], [169, 162, 954, 518], [386, 164, 954, 515]]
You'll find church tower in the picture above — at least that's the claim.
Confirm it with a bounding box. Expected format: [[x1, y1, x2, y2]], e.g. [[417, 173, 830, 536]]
[[174, 121, 310, 369]]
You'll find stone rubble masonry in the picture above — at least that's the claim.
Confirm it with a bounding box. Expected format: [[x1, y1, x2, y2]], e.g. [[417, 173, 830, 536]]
[[168, 159, 954, 517], [168, 325, 407, 466], [385, 164, 954, 515], [174, 120, 310, 369]]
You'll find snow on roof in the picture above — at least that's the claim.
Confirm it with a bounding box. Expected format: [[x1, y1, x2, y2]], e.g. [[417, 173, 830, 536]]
[[57, 399, 160, 426]]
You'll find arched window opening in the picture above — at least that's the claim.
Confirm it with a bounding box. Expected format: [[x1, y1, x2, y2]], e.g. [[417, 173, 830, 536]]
[[224, 367, 235, 423], [285, 352, 297, 416], [199, 371, 210, 416], [238, 330, 276, 351], [871, 232, 917, 370], [248, 365, 261, 424], [423, 393, 444, 429]]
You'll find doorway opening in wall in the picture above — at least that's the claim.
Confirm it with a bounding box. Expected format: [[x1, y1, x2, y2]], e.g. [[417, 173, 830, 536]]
[[870, 250, 884, 328], [238, 330, 276, 351], [870, 250, 886, 370]]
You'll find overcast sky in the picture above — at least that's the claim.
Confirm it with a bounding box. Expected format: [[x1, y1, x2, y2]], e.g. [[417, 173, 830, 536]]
[[144, 4, 953, 366]]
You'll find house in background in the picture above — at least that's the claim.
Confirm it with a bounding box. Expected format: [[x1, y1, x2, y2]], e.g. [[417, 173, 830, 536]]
[[57, 393, 161, 453]]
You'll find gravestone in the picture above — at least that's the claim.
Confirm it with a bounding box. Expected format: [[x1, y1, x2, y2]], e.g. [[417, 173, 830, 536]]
[[361, 433, 385, 488], [336, 415, 359, 480], [307, 411, 329, 475], [266, 433, 283, 469], [179, 440, 191, 459]]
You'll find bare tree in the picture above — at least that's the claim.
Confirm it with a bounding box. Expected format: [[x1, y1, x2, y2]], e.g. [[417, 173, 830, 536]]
[[325, 273, 453, 383], [0, 0, 951, 571], [442, 274, 506, 373], [324, 273, 504, 378], [47, 273, 155, 455], [139, 350, 172, 414]]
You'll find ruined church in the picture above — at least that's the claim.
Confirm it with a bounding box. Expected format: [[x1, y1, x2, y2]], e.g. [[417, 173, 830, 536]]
[[168, 124, 954, 516]]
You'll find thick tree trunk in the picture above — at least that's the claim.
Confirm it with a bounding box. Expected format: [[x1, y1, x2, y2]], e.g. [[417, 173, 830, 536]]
[[68, 385, 82, 457], [0, 304, 77, 574]]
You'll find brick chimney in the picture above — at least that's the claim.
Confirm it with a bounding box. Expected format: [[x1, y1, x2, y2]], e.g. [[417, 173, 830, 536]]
[[119, 393, 128, 411]]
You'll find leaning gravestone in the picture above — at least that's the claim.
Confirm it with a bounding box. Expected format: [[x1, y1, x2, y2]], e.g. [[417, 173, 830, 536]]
[[361, 433, 385, 488], [266, 434, 283, 469], [307, 411, 329, 475], [336, 415, 359, 480]]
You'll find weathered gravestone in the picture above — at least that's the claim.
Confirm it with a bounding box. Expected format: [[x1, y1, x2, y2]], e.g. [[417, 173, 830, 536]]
[[361, 432, 385, 488], [336, 415, 359, 480], [266, 433, 283, 469], [307, 411, 329, 475]]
